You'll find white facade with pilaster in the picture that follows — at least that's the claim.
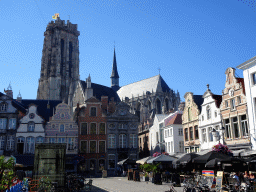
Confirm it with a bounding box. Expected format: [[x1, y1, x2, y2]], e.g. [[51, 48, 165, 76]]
[[237, 56, 256, 150]]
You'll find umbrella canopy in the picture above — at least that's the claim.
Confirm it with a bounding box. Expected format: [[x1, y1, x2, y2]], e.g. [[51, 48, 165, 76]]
[[205, 158, 224, 168], [245, 156, 256, 163], [192, 151, 231, 164], [173, 153, 200, 165], [136, 156, 154, 164], [147, 154, 177, 164], [117, 158, 129, 165]]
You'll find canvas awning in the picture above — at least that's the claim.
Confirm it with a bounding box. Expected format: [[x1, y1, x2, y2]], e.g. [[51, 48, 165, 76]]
[[117, 158, 129, 165], [147, 154, 176, 164], [136, 156, 154, 164]]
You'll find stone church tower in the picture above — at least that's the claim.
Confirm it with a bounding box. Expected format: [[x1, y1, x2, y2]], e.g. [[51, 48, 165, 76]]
[[37, 17, 80, 103]]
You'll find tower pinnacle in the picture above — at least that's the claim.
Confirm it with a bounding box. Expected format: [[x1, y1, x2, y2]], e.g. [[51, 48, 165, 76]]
[[110, 47, 120, 91]]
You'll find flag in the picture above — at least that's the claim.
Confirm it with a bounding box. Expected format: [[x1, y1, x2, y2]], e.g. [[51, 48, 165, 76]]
[[52, 13, 59, 19]]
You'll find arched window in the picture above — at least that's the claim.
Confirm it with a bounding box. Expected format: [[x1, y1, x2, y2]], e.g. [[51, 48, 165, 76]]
[[26, 137, 35, 154], [165, 98, 169, 112], [206, 105, 211, 120], [60, 124, 64, 132], [156, 99, 161, 114]]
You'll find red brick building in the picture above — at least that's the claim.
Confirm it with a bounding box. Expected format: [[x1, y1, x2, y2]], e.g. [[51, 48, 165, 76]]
[[76, 96, 115, 176]]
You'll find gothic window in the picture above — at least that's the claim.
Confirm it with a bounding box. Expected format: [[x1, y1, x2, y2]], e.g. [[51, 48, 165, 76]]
[[240, 115, 249, 137], [80, 141, 87, 153], [108, 134, 116, 148], [206, 105, 211, 120], [8, 118, 16, 129], [90, 107, 97, 117], [26, 137, 35, 154], [60, 124, 65, 132], [156, 99, 161, 114], [99, 123, 105, 134], [17, 137, 24, 154], [232, 117, 239, 138], [58, 138, 65, 143], [69, 42, 73, 78], [224, 119, 231, 139], [129, 134, 137, 148], [99, 141, 105, 153], [119, 134, 126, 148], [0, 118, 7, 130], [90, 123, 96, 134], [81, 123, 87, 135], [90, 141, 96, 153], [28, 122, 35, 132], [0, 103, 7, 112], [36, 137, 44, 143], [0, 136, 5, 150], [165, 98, 169, 112]]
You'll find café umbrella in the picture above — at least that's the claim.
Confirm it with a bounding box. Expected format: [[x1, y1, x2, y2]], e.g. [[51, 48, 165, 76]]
[[136, 156, 154, 164], [147, 154, 177, 164], [192, 151, 231, 164], [173, 153, 200, 165]]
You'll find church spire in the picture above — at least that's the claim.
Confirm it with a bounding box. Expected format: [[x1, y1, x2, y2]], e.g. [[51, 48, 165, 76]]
[[110, 47, 120, 91], [111, 48, 119, 78]]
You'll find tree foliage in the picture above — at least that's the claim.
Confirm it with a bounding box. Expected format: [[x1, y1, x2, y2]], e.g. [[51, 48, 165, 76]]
[[0, 155, 16, 191]]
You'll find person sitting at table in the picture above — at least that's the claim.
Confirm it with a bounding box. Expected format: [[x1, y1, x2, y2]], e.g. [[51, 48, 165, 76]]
[[249, 171, 255, 180], [244, 171, 249, 179]]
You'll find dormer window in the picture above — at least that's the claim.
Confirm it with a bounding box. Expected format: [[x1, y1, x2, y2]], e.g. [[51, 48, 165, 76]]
[[28, 122, 35, 132], [0, 103, 7, 111], [90, 107, 97, 117]]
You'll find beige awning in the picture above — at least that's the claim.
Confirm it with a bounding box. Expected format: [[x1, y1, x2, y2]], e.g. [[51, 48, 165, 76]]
[[136, 156, 153, 164]]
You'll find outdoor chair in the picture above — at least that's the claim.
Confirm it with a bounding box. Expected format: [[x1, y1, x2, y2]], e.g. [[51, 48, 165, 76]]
[[227, 177, 240, 190], [84, 179, 93, 191]]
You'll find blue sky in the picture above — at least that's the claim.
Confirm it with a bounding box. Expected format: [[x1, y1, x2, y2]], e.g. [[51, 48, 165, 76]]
[[1, 0, 256, 102]]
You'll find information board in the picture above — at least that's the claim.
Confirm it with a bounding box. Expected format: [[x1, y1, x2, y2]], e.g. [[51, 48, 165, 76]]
[[216, 171, 223, 188]]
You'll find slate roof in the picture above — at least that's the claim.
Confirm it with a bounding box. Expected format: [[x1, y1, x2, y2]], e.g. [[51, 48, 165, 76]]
[[117, 75, 171, 100], [192, 95, 204, 112], [0, 92, 4, 97], [19, 99, 62, 122], [85, 96, 101, 103], [12, 100, 27, 114], [155, 114, 169, 122], [80, 80, 120, 102], [212, 94, 222, 108]]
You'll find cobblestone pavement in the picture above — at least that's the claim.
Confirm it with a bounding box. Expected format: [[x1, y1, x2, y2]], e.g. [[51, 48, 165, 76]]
[[89, 177, 184, 192]]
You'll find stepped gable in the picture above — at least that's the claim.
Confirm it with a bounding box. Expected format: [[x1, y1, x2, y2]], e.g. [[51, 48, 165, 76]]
[[212, 94, 222, 108], [117, 75, 171, 100], [192, 95, 204, 112], [20, 99, 62, 122], [80, 81, 120, 102]]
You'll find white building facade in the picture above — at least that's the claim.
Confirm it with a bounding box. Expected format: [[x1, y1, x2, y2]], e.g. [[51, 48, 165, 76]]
[[149, 114, 168, 155], [162, 111, 184, 155], [199, 85, 223, 151], [237, 57, 256, 150], [16, 105, 45, 154]]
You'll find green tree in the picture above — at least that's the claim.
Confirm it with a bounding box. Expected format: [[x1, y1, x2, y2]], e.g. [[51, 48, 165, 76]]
[[0, 155, 16, 191]]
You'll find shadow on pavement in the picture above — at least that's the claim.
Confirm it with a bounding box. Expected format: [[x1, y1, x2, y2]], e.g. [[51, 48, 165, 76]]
[[79, 185, 109, 192]]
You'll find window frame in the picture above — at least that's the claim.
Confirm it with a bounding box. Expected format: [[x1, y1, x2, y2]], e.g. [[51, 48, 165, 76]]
[[89, 140, 97, 153], [232, 117, 240, 138], [0, 136, 5, 150], [98, 140, 106, 153], [0, 103, 7, 112], [240, 115, 249, 137], [60, 124, 65, 133], [206, 105, 211, 120], [28, 122, 35, 132], [119, 134, 127, 148], [80, 123, 88, 135], [129, 134, 137, 148], [90, 123, 97, 134], [99, 123, 106, 134], [90, 107, 97, 117], [8, 118, 16, 129], [26, 137, 35, 154], [80, 140, 87, 153], [0, 118, 7, 130], [251, 72, 256, 85], [108, 134, 116, 148]]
